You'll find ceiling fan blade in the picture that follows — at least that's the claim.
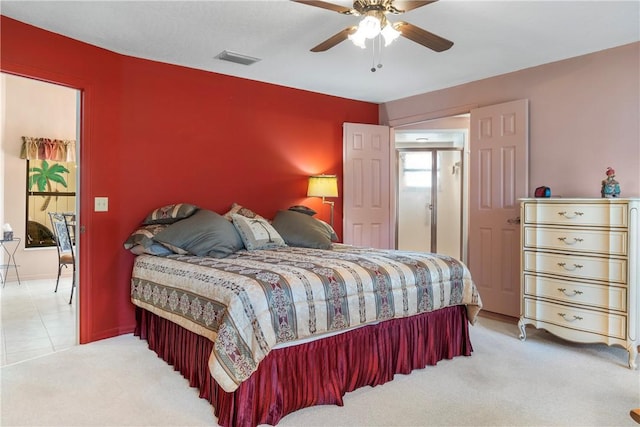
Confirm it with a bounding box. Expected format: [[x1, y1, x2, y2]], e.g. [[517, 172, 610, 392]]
[[390, 1, 438, 13], [310, 26, 356, 52], [393, 21, 453, 52], [292, 1, 355, 15]]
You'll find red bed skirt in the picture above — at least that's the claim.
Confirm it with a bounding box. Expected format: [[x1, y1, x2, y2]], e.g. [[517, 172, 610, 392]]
[[135, 305, 472, 427]]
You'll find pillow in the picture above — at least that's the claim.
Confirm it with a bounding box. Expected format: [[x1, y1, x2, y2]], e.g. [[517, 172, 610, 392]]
[[288, 205, 317, 216], [314, 218, 339, 242], [223, 203, 259, 221], [153, 209, 243, 258], [128, 243, 174, 256], [155, 241, 189, 255], [124, 224, 169, 250], [272, 210, 333, 249], [231, 214, 286, 250], [142, 203, 198, 225]]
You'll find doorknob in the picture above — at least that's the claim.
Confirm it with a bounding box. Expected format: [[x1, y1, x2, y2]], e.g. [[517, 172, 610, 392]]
[[507, 216, 521, 225]]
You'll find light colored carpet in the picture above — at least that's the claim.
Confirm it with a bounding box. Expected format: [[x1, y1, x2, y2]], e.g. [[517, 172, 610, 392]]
[[1, 315, 638, 426]]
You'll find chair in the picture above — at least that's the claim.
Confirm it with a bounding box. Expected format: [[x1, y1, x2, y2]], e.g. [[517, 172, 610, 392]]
[[48, 212, 76, 304]]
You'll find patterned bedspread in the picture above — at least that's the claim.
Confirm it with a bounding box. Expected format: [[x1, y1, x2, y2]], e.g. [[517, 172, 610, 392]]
[[130, 244, 482, 392]]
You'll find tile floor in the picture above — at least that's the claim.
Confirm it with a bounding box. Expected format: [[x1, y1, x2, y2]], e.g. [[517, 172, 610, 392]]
[[0, 276, 77, 366]]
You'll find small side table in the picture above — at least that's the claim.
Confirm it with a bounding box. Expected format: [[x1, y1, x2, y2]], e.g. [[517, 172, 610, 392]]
[[1, 237, 21, 287]]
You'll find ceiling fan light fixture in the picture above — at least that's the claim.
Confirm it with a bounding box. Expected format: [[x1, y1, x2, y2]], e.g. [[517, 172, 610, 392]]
[[357, 14, 382, 39], [381, 22, 401, 46], [348, 29, 368, 48], [348, 10, 399, 49], [297, 0, 454, 55], [349, 11, 389, 48]]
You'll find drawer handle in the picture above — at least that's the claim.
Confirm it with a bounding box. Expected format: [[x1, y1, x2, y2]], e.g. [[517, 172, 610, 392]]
[[557, 237, 584, 245], [558, 313, 583, 322], [558, 211, 584, 219], [557, 287, 584, 297], [557, 262, 583, 271]]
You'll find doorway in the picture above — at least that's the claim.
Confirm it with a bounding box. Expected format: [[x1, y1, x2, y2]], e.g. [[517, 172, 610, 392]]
[[347, 101, 527, 317], [1, 73, 80, 362], [396, 148, 463, 258], [393, 120, 469, 261]]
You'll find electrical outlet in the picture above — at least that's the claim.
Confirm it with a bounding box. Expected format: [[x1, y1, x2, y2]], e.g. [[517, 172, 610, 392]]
[[94, 197, 108, 212]]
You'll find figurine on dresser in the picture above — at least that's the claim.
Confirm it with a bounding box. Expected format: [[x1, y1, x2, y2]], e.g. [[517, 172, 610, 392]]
[[601, 167, 621, 198]]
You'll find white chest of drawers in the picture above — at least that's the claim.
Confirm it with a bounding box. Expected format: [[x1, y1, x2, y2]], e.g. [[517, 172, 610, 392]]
[[518, 198, 639, 368]]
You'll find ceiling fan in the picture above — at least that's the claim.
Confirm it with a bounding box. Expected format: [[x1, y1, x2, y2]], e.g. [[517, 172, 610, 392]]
[[293, 0, 454, 53]]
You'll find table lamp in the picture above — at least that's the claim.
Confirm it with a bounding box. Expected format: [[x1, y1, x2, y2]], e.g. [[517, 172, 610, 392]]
[[307, 174, 338, 227]]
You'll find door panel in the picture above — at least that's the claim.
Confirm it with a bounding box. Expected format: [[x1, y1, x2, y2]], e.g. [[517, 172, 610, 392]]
[[469, 99, 529, 317], [343, 123, 391, 248]]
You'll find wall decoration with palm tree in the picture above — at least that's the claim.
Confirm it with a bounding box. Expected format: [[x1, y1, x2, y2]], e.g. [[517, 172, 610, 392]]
[[29, 160, 70, 210], [26, 159, 76, 247]]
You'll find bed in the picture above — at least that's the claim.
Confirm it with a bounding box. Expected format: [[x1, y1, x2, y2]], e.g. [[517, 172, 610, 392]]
[[127, 203, 482, 427]]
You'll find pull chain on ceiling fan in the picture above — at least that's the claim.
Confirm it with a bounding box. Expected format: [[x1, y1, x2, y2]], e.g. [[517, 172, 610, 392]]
[[293, 0, 454, 57], [370, 33, 385, 72]]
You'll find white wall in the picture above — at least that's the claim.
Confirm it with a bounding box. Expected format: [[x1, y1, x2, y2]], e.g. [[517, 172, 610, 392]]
[[1, 73, 77, 280]]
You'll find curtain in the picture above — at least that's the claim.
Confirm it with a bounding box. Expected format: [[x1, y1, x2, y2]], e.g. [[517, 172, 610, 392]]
[[20, 136, 76, 162]]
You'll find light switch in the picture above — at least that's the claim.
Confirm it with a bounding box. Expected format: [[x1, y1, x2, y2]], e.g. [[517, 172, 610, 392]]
[[94, 197, 109, 212]]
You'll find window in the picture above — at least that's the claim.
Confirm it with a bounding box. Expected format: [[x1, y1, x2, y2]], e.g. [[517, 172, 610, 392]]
[[401, 152, 439, 189], [25, 159, 76, 248]]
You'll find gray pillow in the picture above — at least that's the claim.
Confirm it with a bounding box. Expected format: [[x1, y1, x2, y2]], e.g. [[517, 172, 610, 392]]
[[129, 243, 174, 256], [314, 218, 339, 242], [142, 203, 198, 225], [272, 210, 333, 249], [124, 223, 169, 250], [288, 205, 317, 216], [153, 209, 243, 258]]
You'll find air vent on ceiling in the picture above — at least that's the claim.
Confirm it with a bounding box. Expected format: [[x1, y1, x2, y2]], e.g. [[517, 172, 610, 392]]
[[215, 50, 261, 66]]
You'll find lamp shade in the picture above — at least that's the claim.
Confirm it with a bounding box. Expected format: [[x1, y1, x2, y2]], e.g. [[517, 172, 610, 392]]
[[307, 175, 338, 198]]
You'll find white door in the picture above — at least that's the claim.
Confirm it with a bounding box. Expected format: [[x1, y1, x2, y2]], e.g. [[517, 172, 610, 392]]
[[343, 122, 392, 249], [469, 99, 529, 317]]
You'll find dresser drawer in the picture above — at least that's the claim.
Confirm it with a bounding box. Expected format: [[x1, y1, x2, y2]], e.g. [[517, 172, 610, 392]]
[[523, 274, 626, 312], [523, 202, 627, 227], [523, 226, 627, 256], [523, 298, 626, 339], [523, 251, 627, 284]]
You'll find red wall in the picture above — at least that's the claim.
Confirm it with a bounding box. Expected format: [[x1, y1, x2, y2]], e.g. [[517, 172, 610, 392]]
[[1, 16, 379, 343]]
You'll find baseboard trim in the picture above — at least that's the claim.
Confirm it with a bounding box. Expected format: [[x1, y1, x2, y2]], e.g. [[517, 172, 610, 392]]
[[478, 310, 518, 324]]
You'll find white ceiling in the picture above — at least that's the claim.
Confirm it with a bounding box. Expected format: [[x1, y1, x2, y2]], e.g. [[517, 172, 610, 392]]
[[2, 0, 638, 103]]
